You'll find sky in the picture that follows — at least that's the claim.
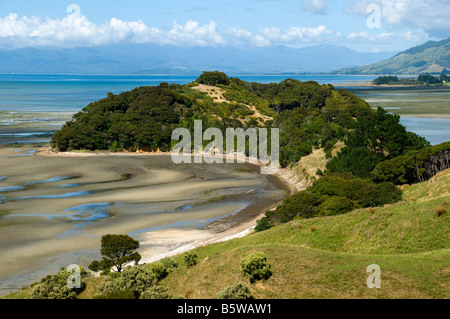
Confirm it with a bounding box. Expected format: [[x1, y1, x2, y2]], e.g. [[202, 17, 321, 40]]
[[0, 0, 448, 52]]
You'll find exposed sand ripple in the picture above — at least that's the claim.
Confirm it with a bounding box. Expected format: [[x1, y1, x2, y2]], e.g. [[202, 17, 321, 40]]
[[0, 147, 290, 295]]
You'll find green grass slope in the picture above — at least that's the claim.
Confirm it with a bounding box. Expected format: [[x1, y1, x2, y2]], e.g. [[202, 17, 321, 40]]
[[157, 169, 449, 299]]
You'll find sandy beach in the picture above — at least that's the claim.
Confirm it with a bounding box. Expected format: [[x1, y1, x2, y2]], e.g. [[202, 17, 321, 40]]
[[0, 146, 296, 294]]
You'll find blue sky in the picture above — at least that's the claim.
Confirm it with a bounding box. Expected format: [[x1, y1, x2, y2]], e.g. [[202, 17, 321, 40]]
[[0, 0, 448, 52]]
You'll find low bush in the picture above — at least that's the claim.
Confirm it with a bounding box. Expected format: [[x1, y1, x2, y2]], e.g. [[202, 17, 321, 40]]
[[184, 252, 199, 268], [30, 267, 87, 299], [96, 266, 157, 299], [149, 262, 169, 281], [317, 196, 355, 216], [140, 286, 172, 300], [241, 252, 272, 283], [217, 283, 253, 299], [160, 257, 178, 271]]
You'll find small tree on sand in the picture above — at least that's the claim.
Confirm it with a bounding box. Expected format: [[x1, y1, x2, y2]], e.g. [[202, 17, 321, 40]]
[[89, 234, 141, 273]]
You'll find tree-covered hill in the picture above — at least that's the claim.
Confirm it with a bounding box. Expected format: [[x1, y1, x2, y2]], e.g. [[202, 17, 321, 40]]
[[51, 71, 429, 171]]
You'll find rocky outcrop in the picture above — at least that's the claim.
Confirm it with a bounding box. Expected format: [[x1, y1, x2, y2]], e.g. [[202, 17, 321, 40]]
[[411, 150, 450, 183]]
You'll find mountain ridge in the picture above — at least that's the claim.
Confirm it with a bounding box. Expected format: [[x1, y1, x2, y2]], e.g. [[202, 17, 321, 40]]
[[0, 44, 395, 75], [336, 37, 450, 75]]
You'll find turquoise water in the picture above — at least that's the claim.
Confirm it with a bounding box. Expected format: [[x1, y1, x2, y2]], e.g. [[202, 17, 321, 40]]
[[0, 74, 448, 146]]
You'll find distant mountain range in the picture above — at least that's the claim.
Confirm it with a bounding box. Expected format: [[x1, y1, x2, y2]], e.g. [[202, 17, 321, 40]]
[[336, 37, 450, 75], [0, 44, 394, 75]]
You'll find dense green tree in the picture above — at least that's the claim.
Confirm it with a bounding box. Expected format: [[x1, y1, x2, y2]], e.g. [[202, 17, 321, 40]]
[[257, 173, 403, 230], [418, 74, 442, 85], [373, 76, 399, 85], [89, 234, 141, 273], [197, 71, 230, 86], [440, 73, 449, 82], [372, 141, 450, 184], [327, 108, 429, 178]]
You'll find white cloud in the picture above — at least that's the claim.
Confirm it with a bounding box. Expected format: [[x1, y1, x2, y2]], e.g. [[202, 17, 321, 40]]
[[252, 25, 334, 46], [0, 6, 334, 49], [0, 12, 154, 48], [0, 11, 225, 48], [345, 0, 450, 33], [167, 20, 226, 46]]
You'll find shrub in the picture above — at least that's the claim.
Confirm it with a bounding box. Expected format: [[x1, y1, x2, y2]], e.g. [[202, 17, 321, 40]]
[[149, 262, 169, 281], [263, 172, 403, 226], [241, 252, 272, 283], [160, 257, 178, 271], [140, 286, 172, 300], [30, 267, 87, 299], [356, 182, 403, 208], [255, 216, 274, 232], [184, 252, 199, 268], [317, 196, 355, 216], [217, 283, 253, 299], [96, 266, 157, 299]]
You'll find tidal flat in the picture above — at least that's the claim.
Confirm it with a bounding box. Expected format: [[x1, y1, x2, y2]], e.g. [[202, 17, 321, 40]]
[[0, 147, 288, 296]]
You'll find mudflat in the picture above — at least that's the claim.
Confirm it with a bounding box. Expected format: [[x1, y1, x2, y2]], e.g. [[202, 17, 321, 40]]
[[0, 146, 289, 295]]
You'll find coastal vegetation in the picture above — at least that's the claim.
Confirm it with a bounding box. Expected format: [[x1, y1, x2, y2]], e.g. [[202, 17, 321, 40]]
[[256, 172, 402, 229], [372, 141, 450, 185], [4, 71, 449, 300], [372, 74, 449, 86], [51, 72, 428, 170]]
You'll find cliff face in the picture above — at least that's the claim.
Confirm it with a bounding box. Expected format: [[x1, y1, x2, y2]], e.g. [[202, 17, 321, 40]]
[[408, 150, 450, 183]]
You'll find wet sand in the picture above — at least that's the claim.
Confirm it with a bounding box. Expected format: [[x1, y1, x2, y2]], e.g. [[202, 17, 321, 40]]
[[0, 146, 293, 295]]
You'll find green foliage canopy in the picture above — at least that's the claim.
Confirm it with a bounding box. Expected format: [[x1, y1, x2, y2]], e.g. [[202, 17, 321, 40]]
[[89, 234, 141, 273], [197, 71, 230, 86], [241, 252, 272, 283]]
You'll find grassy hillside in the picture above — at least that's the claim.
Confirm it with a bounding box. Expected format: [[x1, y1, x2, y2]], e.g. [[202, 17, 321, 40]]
[[7, 169, 447, 299], [155, 170, 449, 299], [338, 37, 450, 75]]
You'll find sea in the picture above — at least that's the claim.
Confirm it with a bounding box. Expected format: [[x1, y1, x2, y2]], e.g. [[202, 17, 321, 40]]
[[0, 74, 449, 146]]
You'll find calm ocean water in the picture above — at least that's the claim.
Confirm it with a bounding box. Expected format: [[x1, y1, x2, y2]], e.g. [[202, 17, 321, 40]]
[[0, 74, 448, 145]]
